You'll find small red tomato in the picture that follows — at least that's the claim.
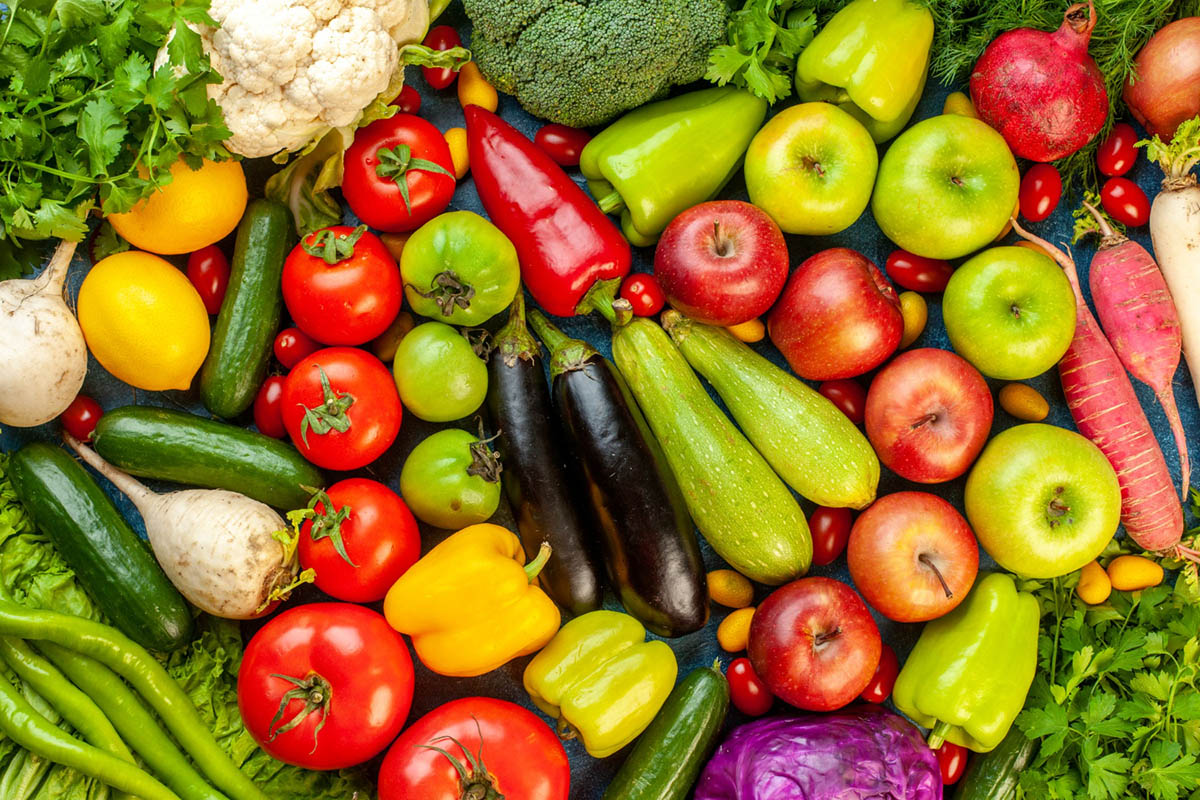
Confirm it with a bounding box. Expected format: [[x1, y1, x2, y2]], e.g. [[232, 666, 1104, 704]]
[[391, 84, 421, 115], [1097, 122, 1138, 177], [186, 245, 230, 314], [818, 379, 866, 425], [859, 644, 899, 704], [253, 376, 287, 439], [1101, 177, 1151, 227], [534, 124, 592, 167], [273, 327, 320, 370], [728, 657, 773, 716], [884, 250, 955, 293], [60, 395, 103, 442], [936, 742, 969, 785], [1018, 164, 1062, 223], [421, 26, 462, 90], [620, 274, 666, 317], [809, 506, 853, 566]]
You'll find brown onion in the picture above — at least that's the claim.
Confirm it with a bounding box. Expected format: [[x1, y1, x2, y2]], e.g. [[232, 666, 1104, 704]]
[[1124, 17, 1200, 139]]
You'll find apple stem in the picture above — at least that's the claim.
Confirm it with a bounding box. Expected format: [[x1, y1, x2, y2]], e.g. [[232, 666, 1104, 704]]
[[812, 628, 841, 649], [911, 412, 938, 430], [919, 553, 954, 599], [712, 220, 734, 258]]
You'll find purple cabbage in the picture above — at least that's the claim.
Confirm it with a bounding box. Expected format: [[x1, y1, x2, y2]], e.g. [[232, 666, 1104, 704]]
[[694, 705, 942, 800]]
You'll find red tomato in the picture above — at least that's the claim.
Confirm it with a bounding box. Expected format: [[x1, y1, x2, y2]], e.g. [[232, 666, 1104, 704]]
[[728, 657, 773, 716], [534, 124, 592, 167], [342, 115, 457, 233], [421, 26, 463, 90], [809, 506, 853, 567], [59, 395, 102, 442], [1019, 164, 1062, 223], [253, 376, 287, 439], [281, 348, 402, 471], [1101, 177, 1151, 227], [884, 250, 955, 293], [391, 84, 421, 115], [1097, 122, 1138, 177], [282, 225, 402, 346], [818, 379, 867, 425], [298, 478, 421, 603], [273, 327, 320, 369], [186, 245, 230, 314], [238, 603, 413, 770], [859, 643, 899, 704], [619, 274, 666, 317], [936, 742, 969, 785]]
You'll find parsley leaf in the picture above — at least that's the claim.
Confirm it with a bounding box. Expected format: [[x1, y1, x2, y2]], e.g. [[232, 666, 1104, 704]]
[[705, 0, 816, 104]]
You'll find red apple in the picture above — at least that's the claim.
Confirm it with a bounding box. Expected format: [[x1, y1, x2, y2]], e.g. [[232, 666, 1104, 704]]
[[653, 200, 788, 326], [847, 491, 979, 623], [747, 576, 881, 712], [767, 248, 903, 380], [865, 348, 994, 483]]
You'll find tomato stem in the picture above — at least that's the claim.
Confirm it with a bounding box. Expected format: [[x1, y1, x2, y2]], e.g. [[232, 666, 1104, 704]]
[[302, 225, 366, 265], [297, 366, 355, 447], [266, 671, 332, 754], [417, 727, 506, 800], [375, 144, 455, 215], [409, 270, 477, 317]]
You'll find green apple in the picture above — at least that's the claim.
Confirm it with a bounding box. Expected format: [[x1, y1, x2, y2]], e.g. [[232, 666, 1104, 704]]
[[965, 423, 1121, 579], [872, 114, 1020, 259], [744, 102, 878, 236], [943, 246, 1076, 380]]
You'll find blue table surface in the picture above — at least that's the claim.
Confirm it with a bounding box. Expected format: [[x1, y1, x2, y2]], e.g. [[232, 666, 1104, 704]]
[[2, 8, 1196, 798]]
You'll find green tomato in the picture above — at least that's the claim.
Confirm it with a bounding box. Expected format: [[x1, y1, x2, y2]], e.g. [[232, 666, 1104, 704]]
[[401, 210, 520, 325], [393, 322, 487, 422], [400, 428, 502, 529]]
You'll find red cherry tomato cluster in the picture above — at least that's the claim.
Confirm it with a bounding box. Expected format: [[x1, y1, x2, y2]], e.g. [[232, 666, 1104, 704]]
[[884, 251, 955, 293], [619, 274, 666, 317], [186, 245, 230, 315], [1101, 177, 1151, 227], [936, 741, 969, 785], [859, 644, 899, 704], [1097, 123, 1138, 177], [59, 395, 103, 442], [818, 379, 866, 425], [809, 506, 853, 566], [728, 657, 773, 716], [534, 124, 592, 167], [1018, 164, 1062, 223], [421, 26, 462, 90]]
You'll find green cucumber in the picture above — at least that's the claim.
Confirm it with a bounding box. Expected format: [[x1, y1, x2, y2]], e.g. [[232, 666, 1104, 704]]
[[8, 442, 193, 652], [665, 312, 879, 509], [953, 725, 1035, 800], [92, 406, 324, 509], [612, 316, 810, 584], [602, 664, 729, 800], [199, 199, 290, 418]]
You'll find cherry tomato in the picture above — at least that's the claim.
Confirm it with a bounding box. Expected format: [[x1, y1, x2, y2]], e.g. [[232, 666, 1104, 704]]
[[534, 124, 592, 167], [936, 742, 969, 785], [252, 376, 287, 439], [884, 250, 955, 293], [1097, 122, 1138, 177], [273, 327, 320, 369], [1018, 164, 1062, 223], [818, 379, 866, 425], [620, 274, 666, 316], [1101, 177, 1151, 227], [809, 506, 853, 566], [391, 84, 421, 115], [421, 26, 462, 90], [859, 643, 899, 703], [728, 657, 773, 716], [186, 245, 230, 314], [59, 395, 103, 442]]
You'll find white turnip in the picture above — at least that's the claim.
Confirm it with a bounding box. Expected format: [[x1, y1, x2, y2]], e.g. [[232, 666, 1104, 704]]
[[0, 241, 87, 427]]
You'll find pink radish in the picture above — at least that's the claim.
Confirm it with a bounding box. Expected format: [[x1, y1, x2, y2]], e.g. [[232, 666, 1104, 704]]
[[1011, 218, 1193, 562]]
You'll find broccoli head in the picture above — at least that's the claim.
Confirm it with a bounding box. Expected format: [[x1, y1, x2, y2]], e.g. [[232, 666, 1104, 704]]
[[462, 0, 729, 128]]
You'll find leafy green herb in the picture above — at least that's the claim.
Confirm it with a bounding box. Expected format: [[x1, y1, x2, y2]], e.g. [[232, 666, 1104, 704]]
[[705, 0, 819, 104]]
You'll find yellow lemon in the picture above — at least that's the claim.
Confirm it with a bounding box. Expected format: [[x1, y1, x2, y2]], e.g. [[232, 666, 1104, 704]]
[[78, 251, 211, 390], [108, 158, 247, 255]]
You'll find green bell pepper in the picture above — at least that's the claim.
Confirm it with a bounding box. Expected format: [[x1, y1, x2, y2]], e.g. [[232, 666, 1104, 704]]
[[893, 573, 1040, 753], [580, 87, 767, 246], [795, 0, 933, 143]]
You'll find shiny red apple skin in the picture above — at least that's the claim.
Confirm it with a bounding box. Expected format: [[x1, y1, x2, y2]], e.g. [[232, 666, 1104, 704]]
[[847, 491, 979, 623], [865, 348, 994, 483], [767, 248, 903, 380], [653, 200, 789, 327], [747, 576, 882, 712]]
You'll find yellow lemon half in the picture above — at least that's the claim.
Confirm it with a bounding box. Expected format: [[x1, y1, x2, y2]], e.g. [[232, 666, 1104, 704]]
[[78, 251, 211, 390], [108, 158, 247, 255]]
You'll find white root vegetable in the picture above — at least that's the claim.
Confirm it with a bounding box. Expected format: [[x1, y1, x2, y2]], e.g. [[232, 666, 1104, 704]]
[[64, 433, 300, 619], [0, 241, 88, 427]]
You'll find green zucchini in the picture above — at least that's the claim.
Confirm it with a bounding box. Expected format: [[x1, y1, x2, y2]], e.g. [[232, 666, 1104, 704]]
[[602, 664, 730, 800], [612, 316, 810, 584], [92, 406, 323, 509], [199, 199, 290, 418], [8, 442, 193, 652], [953, 725, 1036, 800], [665, 312, 879, 509]]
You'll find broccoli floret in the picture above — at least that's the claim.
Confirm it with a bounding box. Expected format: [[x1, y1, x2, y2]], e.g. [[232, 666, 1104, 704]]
[[463, 0, 729, 128]]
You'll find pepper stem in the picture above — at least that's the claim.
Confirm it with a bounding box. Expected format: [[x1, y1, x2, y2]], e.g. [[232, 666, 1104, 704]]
[[927, 720, 952, 750], [523, 542, 553, 583], [595, 189, 625, 215], [577, 276, 623, 318]]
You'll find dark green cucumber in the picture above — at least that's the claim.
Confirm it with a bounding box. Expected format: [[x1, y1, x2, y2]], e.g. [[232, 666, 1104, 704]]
[[199, 199, 290, 418], [602, 664, 729, 800], [953, 725, 1036, 800], [8, 442, 192, 652], [92, 406, 323, 509]]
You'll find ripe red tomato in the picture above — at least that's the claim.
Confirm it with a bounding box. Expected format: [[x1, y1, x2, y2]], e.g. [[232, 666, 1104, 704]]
[[391, 84, 421, 115], [282, 225, 402, 346], [238, 603, 413, 770], [728, 657, 773, 716], [281, 348, 402, 471], [884, 250, 955, 293], [809, 506, 853, 566], [273, 327, 320, 369], [818, 379, 866, 425], [343, 114, 457, 233], [1101, 177, 1151, 227], [1097, 122, 1138, 176], [186, 245, 230, 314], [60, 395, 102, 442], [859, 643, 899, 704], [534, 124, 592, 167], [253, 376, 287, 439], [936, 742, 969, 785], [1018, 164, 1062, 223], [619, 274, 666, 317], [298, 478, 420, 603], [421, 26, 463, 90]]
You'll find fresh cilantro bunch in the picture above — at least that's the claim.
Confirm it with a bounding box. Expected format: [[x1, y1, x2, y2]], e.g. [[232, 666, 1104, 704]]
[[705, 0, 818, 104], [0, 0, 231, 277]]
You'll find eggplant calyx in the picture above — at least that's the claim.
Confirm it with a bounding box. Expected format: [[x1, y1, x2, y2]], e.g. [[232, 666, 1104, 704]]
[[492, 290, 540, 367]]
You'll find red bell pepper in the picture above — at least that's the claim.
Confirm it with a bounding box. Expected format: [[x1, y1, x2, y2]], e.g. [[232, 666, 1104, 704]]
[[464, 105, 631, 317]]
